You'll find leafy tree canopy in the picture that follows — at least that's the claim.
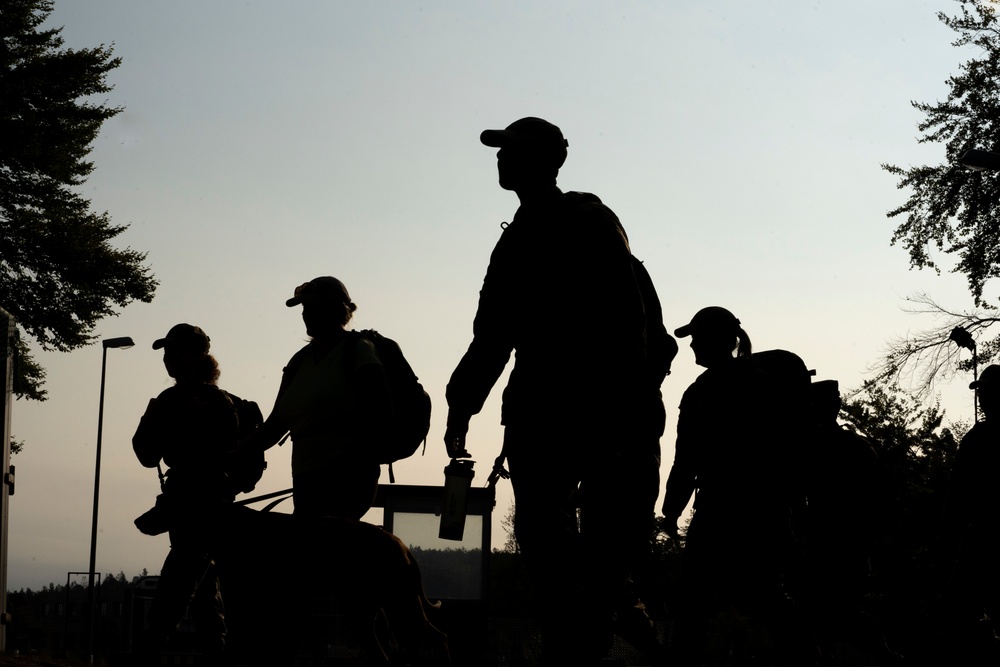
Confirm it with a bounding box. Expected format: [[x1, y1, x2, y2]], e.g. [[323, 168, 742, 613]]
[[879, 1, 1000, 396], [0, 0, 157, 400], [884, 0, 1000, 306]]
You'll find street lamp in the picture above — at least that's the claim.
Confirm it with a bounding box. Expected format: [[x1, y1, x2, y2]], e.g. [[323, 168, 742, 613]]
[[958, 148, 1000, 171], [950, 326, 979, 419], [86, 336, 133, 663]]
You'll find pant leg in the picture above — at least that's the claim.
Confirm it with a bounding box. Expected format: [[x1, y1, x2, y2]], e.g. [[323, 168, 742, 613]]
[[505, 423, 589, 664], [146, 501, 225, 653], [147, 543, 214, 647], [579, 443, 663, 660], [191, 563, 227, 653]]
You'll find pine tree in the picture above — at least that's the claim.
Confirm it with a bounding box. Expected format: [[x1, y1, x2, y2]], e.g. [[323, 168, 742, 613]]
[[0, 0, 157, 400]]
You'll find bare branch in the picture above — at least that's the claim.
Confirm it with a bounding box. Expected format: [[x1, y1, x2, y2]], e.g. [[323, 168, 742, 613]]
[[869, 292, 1000, 398]]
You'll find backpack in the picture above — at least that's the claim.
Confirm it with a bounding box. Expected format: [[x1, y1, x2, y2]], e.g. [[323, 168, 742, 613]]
[[343, 329, 432, 482], [222, 391, 267, 494], [630, 256, 678, 387], [747, 349, 815, 505], [562, 191, 678, 388]]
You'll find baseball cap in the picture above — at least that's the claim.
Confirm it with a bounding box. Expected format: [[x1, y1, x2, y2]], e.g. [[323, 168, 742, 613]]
[[674, 306, 741, 338], [480, 117, 569, 168], [286, 276, 352, 308], [970, 364, 1000, 390], [152, 323, 210, 354]]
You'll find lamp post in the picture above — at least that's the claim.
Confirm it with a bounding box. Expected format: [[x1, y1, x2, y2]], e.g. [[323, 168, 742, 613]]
[[86, 336, 134, 663], [950, 326, 978, 419]]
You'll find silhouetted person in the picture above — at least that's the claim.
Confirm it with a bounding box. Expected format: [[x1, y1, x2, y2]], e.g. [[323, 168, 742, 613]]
[[248, 276, 392, 519], [945, 364, 1000, 664], [444, 117, 652, 664], [662, 307, 805, 665], [798, 379, 898, 666], [133, 324, 238, 659]]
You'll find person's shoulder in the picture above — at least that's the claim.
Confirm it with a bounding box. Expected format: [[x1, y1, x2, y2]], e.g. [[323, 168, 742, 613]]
[[196, 383, 236, 406], [155, 385, 179, 399], [682, 369, 718, 400], [282, 342, 313, 374], [562, 190, 628, 242], [153, 384, 186, 406], [348, 330, 383, 367], [563, 190, 604, 206], [563, 190, 617, 217], [960, 420, 996, 448]]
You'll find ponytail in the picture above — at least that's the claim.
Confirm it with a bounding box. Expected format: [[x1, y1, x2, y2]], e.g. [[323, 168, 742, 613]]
[[735, 327, 753, 359]]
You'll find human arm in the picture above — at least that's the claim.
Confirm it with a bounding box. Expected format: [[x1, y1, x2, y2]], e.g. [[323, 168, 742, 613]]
[[241, 411, 288, 453], [661, 461, 695, 539], [241, 348, 312, 453], [660, 387, 699, 537], [132, 396, 167, 468], [443, 227, 518, 457], [444, 410, 472, 459]]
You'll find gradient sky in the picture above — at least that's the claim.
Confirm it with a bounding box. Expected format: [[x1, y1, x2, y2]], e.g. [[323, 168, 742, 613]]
[[4, 0, 988, 591]]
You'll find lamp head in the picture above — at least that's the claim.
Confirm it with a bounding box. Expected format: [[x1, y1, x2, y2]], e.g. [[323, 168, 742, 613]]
[[950, 326, 976, 351], [958, 149, 1000, 171], [102, 337, 135, 350]]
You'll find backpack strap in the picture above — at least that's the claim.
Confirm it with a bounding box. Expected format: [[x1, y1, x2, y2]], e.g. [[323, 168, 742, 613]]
[[340, 330, 365, 379]]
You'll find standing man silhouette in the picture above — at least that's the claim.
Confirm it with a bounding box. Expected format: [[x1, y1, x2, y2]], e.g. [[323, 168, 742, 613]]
[[945, 364, 1000, 663], [445, 117, 653, 665]]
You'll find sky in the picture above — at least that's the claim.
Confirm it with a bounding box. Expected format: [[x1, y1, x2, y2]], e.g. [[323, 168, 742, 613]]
[[3, 0, 992, 591]]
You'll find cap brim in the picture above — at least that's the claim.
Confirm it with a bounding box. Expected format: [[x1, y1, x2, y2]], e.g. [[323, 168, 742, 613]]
[[674, 324, 693, 338], [481, 129, 515, 147], [152, 338, 168, 350], [285, 297, 302, 307]]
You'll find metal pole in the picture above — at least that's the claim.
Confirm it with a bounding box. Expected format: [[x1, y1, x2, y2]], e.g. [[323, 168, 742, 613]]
[[86, 345, 109, 663], [974, 344, 980, 421], [0, 309, 15, 652], [83, 336, 132, 663]]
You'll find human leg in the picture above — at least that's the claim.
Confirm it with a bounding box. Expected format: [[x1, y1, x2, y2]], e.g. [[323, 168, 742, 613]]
[[145, 543, 214, 652], [580, 443, 665, 662], [505, 424, 588, 664]]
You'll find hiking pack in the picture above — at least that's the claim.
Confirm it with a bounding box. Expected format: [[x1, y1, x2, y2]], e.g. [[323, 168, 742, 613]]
[[630, 256, 678, 388], [344, 329, 432, 482], [283, 329, 432, 483], [222, 390, 266, 494], [134, 389, 265, 536], [562, 191, 678, 389]]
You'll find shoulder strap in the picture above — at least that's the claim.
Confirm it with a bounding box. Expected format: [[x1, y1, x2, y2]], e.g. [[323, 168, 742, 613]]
[[276, 344, 311, 400], [340, 330, 367, 379]]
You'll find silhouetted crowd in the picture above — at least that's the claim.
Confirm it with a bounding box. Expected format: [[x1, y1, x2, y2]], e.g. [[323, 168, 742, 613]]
[[130, 117, 1000, 667]]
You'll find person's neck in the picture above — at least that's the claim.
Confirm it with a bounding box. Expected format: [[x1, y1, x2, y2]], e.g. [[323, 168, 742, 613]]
[[516, 183, 561, 205], [310, 328, 348, 355]]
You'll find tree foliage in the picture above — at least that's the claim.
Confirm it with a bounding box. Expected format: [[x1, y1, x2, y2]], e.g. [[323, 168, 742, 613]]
[[0, 0, 157, 399], [883, 0, 1000, 306], [878, 1, 1000, 397]]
